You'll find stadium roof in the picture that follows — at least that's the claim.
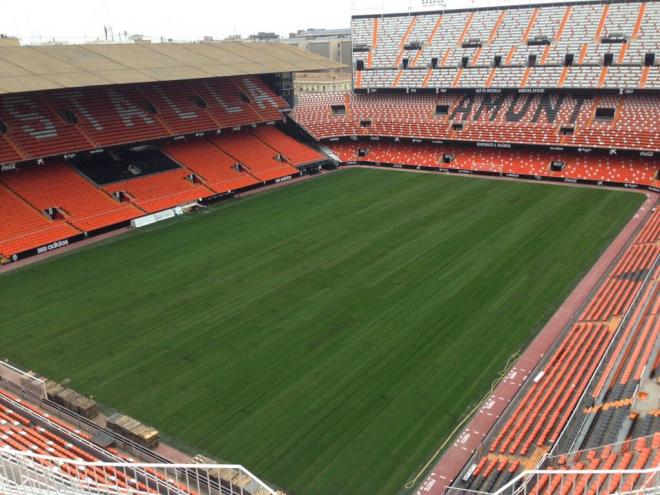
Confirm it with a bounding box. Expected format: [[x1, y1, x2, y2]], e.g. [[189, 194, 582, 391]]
[[0, 42, 344, 95]]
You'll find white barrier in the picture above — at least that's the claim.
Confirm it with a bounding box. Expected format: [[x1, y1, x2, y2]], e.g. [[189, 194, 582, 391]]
[[0, 449, 277, 495], [130, 206, 186, 229], [445, 468, 659, 495]]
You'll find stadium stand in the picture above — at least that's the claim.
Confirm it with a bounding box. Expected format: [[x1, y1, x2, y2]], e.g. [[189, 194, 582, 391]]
[[328, 141, 659, 187], [161, 138, 260, 193], [351, 1, 660, 90], [0, 161, 141, 232], [0, 182, 79, 258], [0, 75, 288, 163], [0, 93, 94, 159], [103, 168, 211, 213], [0, 386, 274, 495], [291, 92, 660, 152], [250, 126, 326, 166], [210, 132, 301, 182], [453, 206, 660, 494], [0, 124, 320, 259], [537, 434, 660, 494]]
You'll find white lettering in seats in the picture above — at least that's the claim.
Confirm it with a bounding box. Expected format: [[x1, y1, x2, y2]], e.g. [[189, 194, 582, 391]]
[[241, 77, 278, 110], [3, 95, 57, 139], [54, 91, 103, 131], [155, 86, 197, 120], [106, 89, 155, 127], [201, 82, 242, 114]]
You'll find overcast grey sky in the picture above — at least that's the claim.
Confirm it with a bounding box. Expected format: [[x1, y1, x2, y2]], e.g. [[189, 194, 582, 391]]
[[2, 0, 590, 45]]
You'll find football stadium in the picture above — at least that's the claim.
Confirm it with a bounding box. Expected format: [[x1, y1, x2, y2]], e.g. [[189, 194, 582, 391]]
[[0, 1, 659, 494]]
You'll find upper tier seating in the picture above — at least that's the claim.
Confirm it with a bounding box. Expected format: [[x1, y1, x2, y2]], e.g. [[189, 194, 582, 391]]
[[0, 182, 79, 258], [328, 140, 658, 187], [0, 135, 22, 165], [0, 76, 287, 166], [250, 126, 325, 166], [161, 138, 259, 193], [1, 161, 141, 232], [353, 1, 660, 90], [292, 92, 660, 152], [0, 93, 93, 159], [210, 132, 300, 182]]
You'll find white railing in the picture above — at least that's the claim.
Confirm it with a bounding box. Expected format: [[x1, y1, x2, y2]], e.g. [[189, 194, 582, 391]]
[[446, 468, 660, 495], [0, 448, 277, 495], [0, 362, 47, 399]]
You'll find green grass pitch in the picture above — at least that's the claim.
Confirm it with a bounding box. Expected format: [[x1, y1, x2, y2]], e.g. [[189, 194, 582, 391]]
[[0, 168, 644, 494]]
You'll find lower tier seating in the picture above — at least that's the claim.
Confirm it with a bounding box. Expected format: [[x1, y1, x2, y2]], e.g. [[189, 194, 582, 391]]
[[454, 205, 660, 489], [210, 132, 300, 182], [0, 128, 318, 258], [1, 161, 141, 232], [250, 126, 325, 166], [103, 169, 212, 213], [0, 182, 79, 258], [161, 138, 259, 193], [328, 141, 659, 187]]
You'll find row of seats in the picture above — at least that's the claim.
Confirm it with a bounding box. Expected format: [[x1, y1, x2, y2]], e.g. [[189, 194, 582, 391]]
[[327, 140, 659, 186], [0, 127, 318, 258], [466, 434, 659, 494], [161, 139, 260, 194], [0, 388, 192, 495], [0, 182, 79, 259], [591, 278, 658, 401], [358, 66, 659, 90], [291, 92, 660, 152], [1, 161, 142, 232], [209, 132, 300, 182], [581, 243, 659, 322], [250, 126, 325, 166], [161, 126, 322, 192], [352, 1, 660, 90], [479, 207, 658, 481], [103, 169, 212, 214], [0, 76, 288, 165], [492, 322, 612, 456], [535, 434, 660, 494]]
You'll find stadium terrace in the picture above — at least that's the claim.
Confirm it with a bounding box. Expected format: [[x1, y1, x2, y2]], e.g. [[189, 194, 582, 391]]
[[0, 1, 659, 495]]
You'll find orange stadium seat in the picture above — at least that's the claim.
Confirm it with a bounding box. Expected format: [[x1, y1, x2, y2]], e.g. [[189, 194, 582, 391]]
[[0, 182, 79, 257], [0, 388, 176, 494], [103, 168, 212, 213], [161, 137, 260, 193], [292, 93, 660, 152], [0, 76, 288, 165], [1, 161, 141, 232], [328, 141, 659, 187], [0, 93, 93, 158], [209, 131, 300, 182], [250, 126, 325, 166]]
